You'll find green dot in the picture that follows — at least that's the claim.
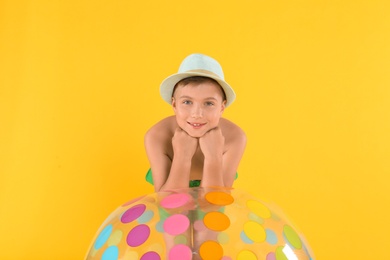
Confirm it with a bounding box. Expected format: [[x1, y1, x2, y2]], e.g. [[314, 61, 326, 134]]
[[248, 212, 264, 224], [218, 232, 229, 244], [174, 234, 188, 244], [283, 225, 302, 249], [275, 246, 288, 260]]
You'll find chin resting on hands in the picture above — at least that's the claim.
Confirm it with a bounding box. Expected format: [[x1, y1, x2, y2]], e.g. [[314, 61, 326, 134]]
[[199, 127, 225, 158], [172, 128, 198, 158]]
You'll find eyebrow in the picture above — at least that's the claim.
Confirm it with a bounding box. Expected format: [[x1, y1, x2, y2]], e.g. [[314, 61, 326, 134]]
[[178, 95, 218, 101]]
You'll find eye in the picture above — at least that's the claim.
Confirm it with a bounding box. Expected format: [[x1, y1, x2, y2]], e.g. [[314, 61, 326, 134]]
[[205, 101, 215, 106], [183, 100, 192, 105]]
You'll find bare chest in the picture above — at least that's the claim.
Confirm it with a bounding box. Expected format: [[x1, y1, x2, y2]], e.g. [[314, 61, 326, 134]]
[[190, 147, 205, 180]]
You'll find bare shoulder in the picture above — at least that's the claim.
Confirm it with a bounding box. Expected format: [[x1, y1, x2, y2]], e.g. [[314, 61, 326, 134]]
[[145, 116, 176, 148], [219, 118, 247, 144]]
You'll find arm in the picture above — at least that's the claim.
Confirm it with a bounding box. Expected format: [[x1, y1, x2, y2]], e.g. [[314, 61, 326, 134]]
[[199, 126, 246, 188], [145, 126, 198, 191], [221, 128, 246, 187], [198, 127, 225, 187]]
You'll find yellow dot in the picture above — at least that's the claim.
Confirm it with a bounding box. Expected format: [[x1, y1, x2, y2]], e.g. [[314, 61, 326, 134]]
[[205, 191, 234, 206], [244, 221, 266, 242], [122, 251, 138, 260], [199, 241, 223, 260], [204, 211, 230, 231], [148, 243, 164, 255], [246, 200, 271, 219], [237, 250, 258, 260], [89, 247, 98, 257], [107, 230, 123, 246]]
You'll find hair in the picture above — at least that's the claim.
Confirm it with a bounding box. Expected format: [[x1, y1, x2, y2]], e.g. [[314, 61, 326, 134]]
[[171, 76, 227, 101]]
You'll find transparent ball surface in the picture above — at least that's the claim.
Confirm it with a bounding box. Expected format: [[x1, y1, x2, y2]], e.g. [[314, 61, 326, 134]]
[[86, 187, 314, 260]]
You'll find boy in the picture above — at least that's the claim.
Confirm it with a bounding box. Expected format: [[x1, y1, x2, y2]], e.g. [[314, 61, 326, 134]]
[[145, 53, 246, 191]]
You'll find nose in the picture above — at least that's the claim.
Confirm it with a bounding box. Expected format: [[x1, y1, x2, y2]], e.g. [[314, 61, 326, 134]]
[[191, 105, 203, 118]]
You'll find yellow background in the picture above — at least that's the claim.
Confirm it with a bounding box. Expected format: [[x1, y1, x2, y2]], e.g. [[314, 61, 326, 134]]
[[1, 0, 389, 259]]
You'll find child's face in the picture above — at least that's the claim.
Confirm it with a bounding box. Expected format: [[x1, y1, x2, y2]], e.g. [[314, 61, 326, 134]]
[[172, 80, 226, 138]]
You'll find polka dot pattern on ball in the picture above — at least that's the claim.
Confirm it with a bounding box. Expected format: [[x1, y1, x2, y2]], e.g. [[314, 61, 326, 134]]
[[147, 243, 164, 255], [244, 221, 266, 243], [140, 251, 161, 260], [122, 251, 138, 259], [174, 234, 188, 245], [194, 219, 206, 231], [237, 250, 257, 260], [266, 229, 278, 245], [283, 225, 302, 249], [94, 224, 113, 250], [163, 214, 190, 235], [205, 191, 234, 206], [199, 240, 223, 260], [102, 246, 119, 260], [137, 210, 154, 224], [169, 244, 192, 260], [155, 220, 164, 233], [248, 212, 264, 224], [121, 204, 146, 224], [127, 224, 150, 247], [247, 200, 271, 219], [218, 232, 230, 244], [107, 230, 123, 246], [86, 188, 313, 260], [203, 211, 230, 231], [275, 246, 288, 260], [160, 193, 191, 209], [240, 230, 254, 244], [266, 252, 276, 260]]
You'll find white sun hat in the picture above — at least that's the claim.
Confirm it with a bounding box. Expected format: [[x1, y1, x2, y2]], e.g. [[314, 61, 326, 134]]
[[160, 53, 236, 107]]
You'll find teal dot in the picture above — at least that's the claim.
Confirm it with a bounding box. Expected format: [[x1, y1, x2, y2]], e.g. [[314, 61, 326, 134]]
[[94, 224, 113, 250], [248, 212, 264, 224], [102, 246, 119, 260], [266, 229, 278, 245], [138, 210, 154, 224], [155, 220, 164, 233]]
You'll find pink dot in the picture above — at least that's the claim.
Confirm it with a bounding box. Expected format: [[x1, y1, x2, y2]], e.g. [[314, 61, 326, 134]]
[[121, 204, 146, 223], [194, 220, 206, 231], [169, 244, 192, 260], [163, 214, 190, 235], [141, 251, 161, 260], [266, 252, 276, 260], [127, 224, 150, 247], [221, 257, 232, 260], [160, 193, 191, 209]]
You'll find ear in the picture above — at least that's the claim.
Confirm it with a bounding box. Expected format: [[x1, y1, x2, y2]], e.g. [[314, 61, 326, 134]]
[[220, 100, 227, 114], [171, 97, 177, 111]]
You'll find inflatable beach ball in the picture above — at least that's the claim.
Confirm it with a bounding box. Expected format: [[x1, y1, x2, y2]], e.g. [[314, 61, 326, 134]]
[[86, 187, 314, 260]]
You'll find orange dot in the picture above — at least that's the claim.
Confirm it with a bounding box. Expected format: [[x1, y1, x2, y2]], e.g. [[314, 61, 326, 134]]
[[205, 191, 234, 206], [204, 211, 230, 231], [199, 241, 223, 260]]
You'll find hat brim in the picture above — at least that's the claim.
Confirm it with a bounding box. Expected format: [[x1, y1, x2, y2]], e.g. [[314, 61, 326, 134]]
[[160, 71, 236, 107]]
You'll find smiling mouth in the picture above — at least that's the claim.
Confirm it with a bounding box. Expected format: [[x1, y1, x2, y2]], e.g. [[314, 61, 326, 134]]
[[188, 122, 206, 128]]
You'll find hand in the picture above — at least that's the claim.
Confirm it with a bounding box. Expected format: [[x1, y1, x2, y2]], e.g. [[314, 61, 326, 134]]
[[199, 127, 225, 159], [172, 128, 198, 159]]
